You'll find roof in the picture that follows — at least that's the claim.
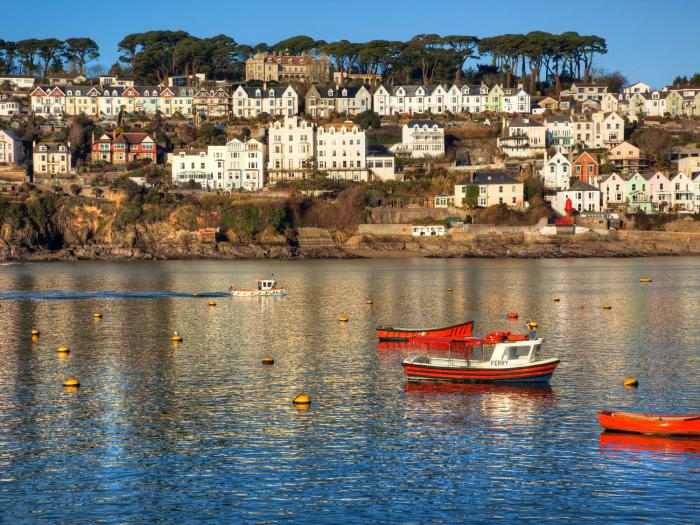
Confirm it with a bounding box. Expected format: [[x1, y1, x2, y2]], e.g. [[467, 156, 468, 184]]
[[460, 172, 520, 185], [0, 129, 21, 141], [509, 116, 543, 128], [545, 115, 572, 124], [391, 85, 441, 96], [600, 173, 625, 183], [406, 119, 444, 128], [35, 141, 69, 153], [573, 151, 598, 165], [116, 132, 152, 144], [568, 180, 600, 192], [237, 86, 291, 98], [571, 82, 608, 88], [309, 86, 364, 99]]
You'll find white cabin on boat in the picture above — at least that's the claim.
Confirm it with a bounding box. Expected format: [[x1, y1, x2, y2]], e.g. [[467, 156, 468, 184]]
[[256, 278, 277, 291]]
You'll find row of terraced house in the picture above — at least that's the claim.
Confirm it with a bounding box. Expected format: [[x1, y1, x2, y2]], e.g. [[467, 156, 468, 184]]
[[25, 81, 535, 120]]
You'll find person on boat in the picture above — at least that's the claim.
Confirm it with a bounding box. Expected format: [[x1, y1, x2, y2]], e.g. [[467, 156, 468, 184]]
[[527, 320, 538, 340]]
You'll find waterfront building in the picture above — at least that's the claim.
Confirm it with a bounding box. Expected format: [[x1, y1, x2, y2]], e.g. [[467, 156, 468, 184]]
[[669, 172, 695, 211], [390, 120, 445, 159], [91, 132, 158, 165], [554, 180, 601, 215], [644, 171, 672, 211], [267, 115, 316, 182], [0, 129, 23, 164], [453, 172, 524, 208], [625, 171, 652, 213], [171, 138, 265, 191], [32, 141, 71, 176], [598, 172, 627, 210], [316, 122, 369, 181]]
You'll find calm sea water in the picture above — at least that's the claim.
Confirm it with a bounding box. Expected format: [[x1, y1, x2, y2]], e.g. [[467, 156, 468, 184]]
[[0, 258, 699, 523]]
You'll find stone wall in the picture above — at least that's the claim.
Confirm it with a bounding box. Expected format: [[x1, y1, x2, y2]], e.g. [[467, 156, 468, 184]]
[[369, 206, 462, 224]]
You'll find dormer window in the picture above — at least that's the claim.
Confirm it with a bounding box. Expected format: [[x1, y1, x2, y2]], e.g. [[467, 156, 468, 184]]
[[328, 89, 334, 97], [76, 90, 81, 96], [255, 89, 261, 97], [269, 89, 274, 97], [112, 90, 117, 96], [342, 89, 347, 97], [67, 90, 72, 96]]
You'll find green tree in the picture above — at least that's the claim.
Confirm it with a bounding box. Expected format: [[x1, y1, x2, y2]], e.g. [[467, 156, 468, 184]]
[[353, 110, 380, 130], [63, 38, 100, 74], [37, 38, 65, 78]]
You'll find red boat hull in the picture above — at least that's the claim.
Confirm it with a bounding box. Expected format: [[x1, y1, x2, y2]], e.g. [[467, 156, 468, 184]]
[[377, 321, 474, 342], [598, 411, 700, 436], [403, 359, 559, 383]]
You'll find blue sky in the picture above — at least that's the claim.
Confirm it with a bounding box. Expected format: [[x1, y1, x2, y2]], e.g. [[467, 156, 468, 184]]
[[3, 0, 699, 87]]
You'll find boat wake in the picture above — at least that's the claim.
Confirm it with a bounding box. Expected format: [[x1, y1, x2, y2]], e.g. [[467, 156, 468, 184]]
[[0, 290, 229, 301]]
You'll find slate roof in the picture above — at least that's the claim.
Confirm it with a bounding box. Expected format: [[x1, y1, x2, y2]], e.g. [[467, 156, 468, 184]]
[[568, 180, 600, 192], [406, 119, 444, 128], [458, 172, 519, 185], [509, 116, 543, 127]]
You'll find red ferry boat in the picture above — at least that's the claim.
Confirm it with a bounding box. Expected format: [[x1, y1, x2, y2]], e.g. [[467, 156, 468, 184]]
[[377, 321, 474, 342], [598, 411, 700, 436]]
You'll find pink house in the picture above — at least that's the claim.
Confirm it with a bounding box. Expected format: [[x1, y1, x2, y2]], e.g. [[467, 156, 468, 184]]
[[643, 171, 671, 211], [0, 129, 23, 164]]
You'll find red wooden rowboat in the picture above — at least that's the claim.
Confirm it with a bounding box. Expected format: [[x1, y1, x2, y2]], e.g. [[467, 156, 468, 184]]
[[598, 411, 700, 436], [377, 321, 473, 342]]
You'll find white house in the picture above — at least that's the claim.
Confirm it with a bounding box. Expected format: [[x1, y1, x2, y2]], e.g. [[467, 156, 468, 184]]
[[574, 111, 624, 149], [231, 85, 298, 118], [0, 129, 23, 164], [0, 95, 21, 116], [223, 138, 266, 191], [366, 155, 396, 181], [540, 151, 572, 191], [598, 173, 627, 210], [669, 172, 695, 211], [172, 148, 218, 189], [498, 116, 546, 158], [267, 115, 315, 181], [446, 84, 489, 113], [32, 141, 72, 176], [372, 84, 447, 116], [554, 180, 601, 215], [570, 82, 608, 102], [544, 115, 574, 153], [316, 122, 369, 181], [0, 76, 35, 90], [390, 119, 445, 158], [643, 90, 668, 117], [623, 81, 651, 98], [503, 87, 531, 113]]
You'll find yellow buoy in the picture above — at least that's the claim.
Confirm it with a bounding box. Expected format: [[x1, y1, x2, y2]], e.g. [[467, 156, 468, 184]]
[[447, 288, 453, 292], [31, 329, 40, 336], [554, 297, 560, 302], [262, 356, 275, 365], [624, 377, 639, 388], [93, 312, 102, 318], [208, 301, 217, 307], [293, 394, 311, 405], [338, 316, 349, 322], [57, 346, 70, 353], [63, 378, 80, 387], [639, 278, 652, 283], [365, 299, 373, 305], [171, 333, 183, 342], [603, 304, 612, 310]]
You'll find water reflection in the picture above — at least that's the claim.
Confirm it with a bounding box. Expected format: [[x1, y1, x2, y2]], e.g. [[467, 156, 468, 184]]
[[1, 258, 699, 522], [599, 432, 700, 456]]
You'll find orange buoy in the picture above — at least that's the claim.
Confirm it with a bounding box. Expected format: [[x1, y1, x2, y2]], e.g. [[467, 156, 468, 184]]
[[507, 312, 519, 320], [262, 356, 275, 365]]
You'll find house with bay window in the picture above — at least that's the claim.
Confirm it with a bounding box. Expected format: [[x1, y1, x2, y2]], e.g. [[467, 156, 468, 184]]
[[32, 141, 72, 176], [304, 85, 371, 117], [91, 132, 158, 165]]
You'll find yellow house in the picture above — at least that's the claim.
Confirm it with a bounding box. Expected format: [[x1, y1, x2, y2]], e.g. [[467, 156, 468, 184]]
[[454, 172, 524, 208]]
